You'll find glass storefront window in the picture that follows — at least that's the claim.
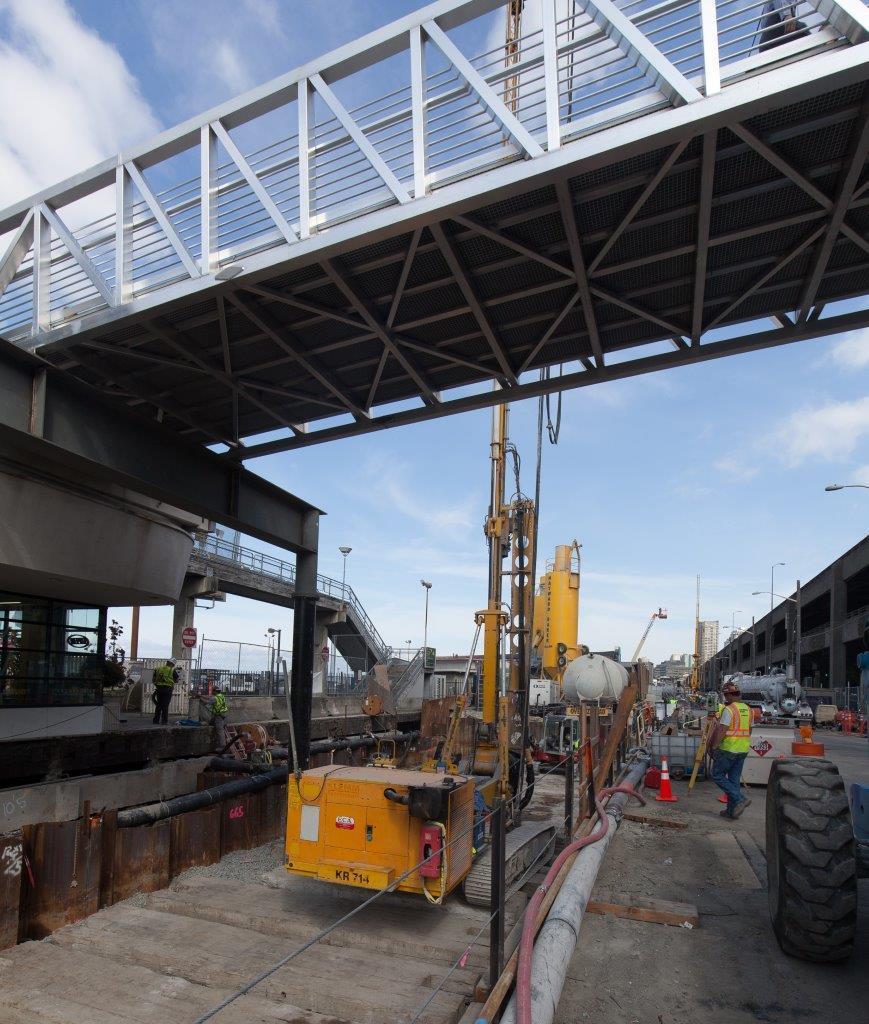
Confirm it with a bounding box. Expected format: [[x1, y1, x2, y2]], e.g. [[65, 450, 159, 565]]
[[0, 592, 106, 707]]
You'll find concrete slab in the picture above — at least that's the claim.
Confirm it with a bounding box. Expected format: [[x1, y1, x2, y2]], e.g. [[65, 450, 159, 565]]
[[553, 742, 869, 1024]]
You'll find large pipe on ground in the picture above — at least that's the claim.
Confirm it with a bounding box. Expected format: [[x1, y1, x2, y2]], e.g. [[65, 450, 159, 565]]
[[119, 730, 421, 826], [499, 752, 650, 1024], [117, 767, 287, 827]]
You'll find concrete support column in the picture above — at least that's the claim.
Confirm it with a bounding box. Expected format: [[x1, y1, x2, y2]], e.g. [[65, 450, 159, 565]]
[[830, 562, 846, 687], [312, 616, 331, 695], [171, 596, 195, 661], [290, 512, 319, 768]]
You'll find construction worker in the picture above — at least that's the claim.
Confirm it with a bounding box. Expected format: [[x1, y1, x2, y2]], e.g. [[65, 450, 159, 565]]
[[203, 687, 229, 744], [152, 657, 178, 726], [708, 680, 752, 819]]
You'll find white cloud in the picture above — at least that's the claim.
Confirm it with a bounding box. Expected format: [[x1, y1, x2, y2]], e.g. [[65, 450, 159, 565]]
[[850, 464, 869, 486], [0, 0, 158, 208], [712, 455, 759, 481], [829, 328, 869, 371], [213, 41, 252, 95], [773, 397, 869, 466]]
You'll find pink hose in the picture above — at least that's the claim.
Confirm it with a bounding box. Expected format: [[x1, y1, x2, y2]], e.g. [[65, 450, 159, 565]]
[[515, 783, 645, 1024]]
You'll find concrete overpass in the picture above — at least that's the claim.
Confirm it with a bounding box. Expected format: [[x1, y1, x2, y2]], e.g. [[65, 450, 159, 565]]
[[181, 534, 387, 673]]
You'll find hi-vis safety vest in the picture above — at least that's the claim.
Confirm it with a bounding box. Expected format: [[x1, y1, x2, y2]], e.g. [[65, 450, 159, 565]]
[[719, 701, 751, 753], [154, 664, 175, 688], [212, 693, 228, 716]]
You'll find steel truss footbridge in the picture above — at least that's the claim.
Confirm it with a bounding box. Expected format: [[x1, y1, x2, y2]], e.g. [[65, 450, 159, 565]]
[[1, 0, 867, 459]]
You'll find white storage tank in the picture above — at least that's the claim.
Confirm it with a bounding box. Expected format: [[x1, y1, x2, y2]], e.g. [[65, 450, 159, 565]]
[[563, 654, 629, 703]]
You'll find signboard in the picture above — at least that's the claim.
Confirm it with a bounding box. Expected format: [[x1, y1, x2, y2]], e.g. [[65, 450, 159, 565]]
[[181, 626, 197, 649], [423, 646, 436, 671]]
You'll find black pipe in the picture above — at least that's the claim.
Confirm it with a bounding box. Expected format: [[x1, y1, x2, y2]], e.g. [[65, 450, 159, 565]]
[[117, 767, 286, 827], [206, 757, 270, 774], [118, 730, 421, 828]]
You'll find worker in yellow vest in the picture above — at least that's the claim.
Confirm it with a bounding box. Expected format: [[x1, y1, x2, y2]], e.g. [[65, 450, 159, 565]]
[[152, 658, 179, 726], [708, 680, 752, 819]]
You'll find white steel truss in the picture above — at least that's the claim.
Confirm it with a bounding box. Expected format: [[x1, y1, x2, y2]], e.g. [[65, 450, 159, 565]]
[[0, 0, 865, 456]]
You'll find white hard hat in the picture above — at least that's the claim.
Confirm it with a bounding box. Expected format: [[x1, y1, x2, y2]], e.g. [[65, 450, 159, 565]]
[[167, 657, 177, 666]]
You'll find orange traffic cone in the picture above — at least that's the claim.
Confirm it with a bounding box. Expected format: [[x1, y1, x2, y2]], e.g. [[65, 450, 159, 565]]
[[656, 759, 678, 803], [718, 794, 728, 804]]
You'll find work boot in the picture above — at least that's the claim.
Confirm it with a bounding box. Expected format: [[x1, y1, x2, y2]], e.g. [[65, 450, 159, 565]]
[[732, 798, 752, 819], [719, 808, 734, 819]]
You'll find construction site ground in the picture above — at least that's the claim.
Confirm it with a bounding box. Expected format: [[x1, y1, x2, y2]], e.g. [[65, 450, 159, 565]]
[[557, 731, 868, 1024], [0, 735, 866, 1024]]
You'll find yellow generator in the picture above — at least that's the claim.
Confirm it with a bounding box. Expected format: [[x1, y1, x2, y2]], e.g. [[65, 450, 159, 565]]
[[286, 766, 475, 901]]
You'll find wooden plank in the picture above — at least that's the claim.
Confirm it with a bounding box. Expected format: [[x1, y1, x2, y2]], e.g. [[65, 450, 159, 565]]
[[147, 875, 523, 972], [48, 904, 467, 1023], [708, 831, 762, 890], [623, 812, 687, 829], [586, 896, 699, 928], [0, 940, 347, 1023], [594, 682, 638, 791]]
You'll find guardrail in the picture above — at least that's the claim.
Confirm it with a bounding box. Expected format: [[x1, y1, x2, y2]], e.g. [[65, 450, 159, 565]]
[[0, 0, 856, 344]]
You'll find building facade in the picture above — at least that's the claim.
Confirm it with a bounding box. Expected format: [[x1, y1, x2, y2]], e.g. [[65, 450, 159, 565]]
[[702, 534, 868, 693], [698, 620, 719, 665]]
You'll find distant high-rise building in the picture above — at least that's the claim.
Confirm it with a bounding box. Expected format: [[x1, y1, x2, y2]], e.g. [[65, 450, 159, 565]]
[[699, 620, 719, 665]]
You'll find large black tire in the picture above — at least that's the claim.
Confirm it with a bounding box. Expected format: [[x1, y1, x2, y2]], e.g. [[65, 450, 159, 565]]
[[766, 758, 857, 962]]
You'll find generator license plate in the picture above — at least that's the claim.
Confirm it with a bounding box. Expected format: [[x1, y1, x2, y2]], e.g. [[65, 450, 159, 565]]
[[318, 862, 393, 889]]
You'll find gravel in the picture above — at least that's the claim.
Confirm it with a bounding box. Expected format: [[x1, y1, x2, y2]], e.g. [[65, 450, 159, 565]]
[[171, 838, 284, 888]]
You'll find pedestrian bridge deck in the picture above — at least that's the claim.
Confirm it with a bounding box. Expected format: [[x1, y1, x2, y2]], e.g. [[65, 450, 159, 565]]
[[0, 0, 867, 458]]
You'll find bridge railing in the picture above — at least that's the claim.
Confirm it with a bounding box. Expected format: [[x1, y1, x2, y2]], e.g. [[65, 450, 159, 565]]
[[192, 534, 387, 661], [1, 0, 857, 345]]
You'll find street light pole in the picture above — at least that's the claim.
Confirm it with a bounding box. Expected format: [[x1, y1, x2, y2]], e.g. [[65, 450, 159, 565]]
[[770, 562, 785, 672], [795, 580, 801, 687], [421, 580, 432, 660], [339, 546, 352, 599], [825, 483, 869, 491], [267, 627, 282, 694]]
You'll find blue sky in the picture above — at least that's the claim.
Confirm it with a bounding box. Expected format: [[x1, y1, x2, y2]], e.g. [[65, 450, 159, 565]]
[[1, 0, 866, 664]]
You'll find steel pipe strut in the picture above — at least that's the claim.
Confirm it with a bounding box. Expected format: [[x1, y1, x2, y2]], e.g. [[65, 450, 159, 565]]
[[498, 753, 650, 1024], [116, 767, 287, 828]]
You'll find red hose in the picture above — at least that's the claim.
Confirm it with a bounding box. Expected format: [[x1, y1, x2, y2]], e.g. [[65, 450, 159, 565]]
[[515, 783, 645, 1024]]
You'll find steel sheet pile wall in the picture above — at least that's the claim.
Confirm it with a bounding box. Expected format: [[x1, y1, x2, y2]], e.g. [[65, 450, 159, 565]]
[[1, 772, 287, 950]]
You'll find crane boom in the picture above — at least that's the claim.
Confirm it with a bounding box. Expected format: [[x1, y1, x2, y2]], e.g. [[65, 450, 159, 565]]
[[631, 607, 668, 662]]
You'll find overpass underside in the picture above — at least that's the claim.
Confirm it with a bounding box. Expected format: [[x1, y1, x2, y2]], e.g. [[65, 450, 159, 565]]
[[0, 0, 867, 459]]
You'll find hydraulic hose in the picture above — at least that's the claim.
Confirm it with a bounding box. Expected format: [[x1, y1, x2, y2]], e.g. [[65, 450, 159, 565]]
[[514, 782, 645, 1024]]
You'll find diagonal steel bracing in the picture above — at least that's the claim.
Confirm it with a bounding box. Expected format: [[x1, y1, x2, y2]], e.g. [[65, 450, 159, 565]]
[[555, 179, 604, 368], [430, 221, 517, 384], [320, 257, 439, 406], [798, 97, 869, 319], [691, 131, 717, 344], [146, 318, 304, 436], [228, 293, 369, 421]]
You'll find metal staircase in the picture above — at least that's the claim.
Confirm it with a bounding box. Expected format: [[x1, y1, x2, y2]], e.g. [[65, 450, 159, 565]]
[[190, 534, 387, 669]]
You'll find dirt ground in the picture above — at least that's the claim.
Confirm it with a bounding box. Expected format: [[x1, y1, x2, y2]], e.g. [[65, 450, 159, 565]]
[[556, 731, 869, 1024]]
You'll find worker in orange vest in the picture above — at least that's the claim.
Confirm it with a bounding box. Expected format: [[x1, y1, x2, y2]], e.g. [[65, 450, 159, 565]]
[[708, 680, 752, 819]]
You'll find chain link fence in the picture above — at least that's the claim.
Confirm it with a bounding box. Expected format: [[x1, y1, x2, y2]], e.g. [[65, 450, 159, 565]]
[[192, 638, 287, 696]]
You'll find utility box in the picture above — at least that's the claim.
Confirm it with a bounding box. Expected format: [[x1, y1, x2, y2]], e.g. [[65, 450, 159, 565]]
[[285, 766, 474, 899], [528, 679, 560, 709]]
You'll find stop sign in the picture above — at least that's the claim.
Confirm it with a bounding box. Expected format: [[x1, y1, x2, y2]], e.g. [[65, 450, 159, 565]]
[[182, 626, 197, 649]]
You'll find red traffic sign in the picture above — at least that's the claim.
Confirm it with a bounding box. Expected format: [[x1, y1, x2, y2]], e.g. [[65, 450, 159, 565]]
[[182, 626, 198, 649]]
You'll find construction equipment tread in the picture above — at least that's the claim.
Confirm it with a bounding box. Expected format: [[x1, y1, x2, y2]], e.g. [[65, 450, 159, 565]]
[[462, 821, 556, 906]]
